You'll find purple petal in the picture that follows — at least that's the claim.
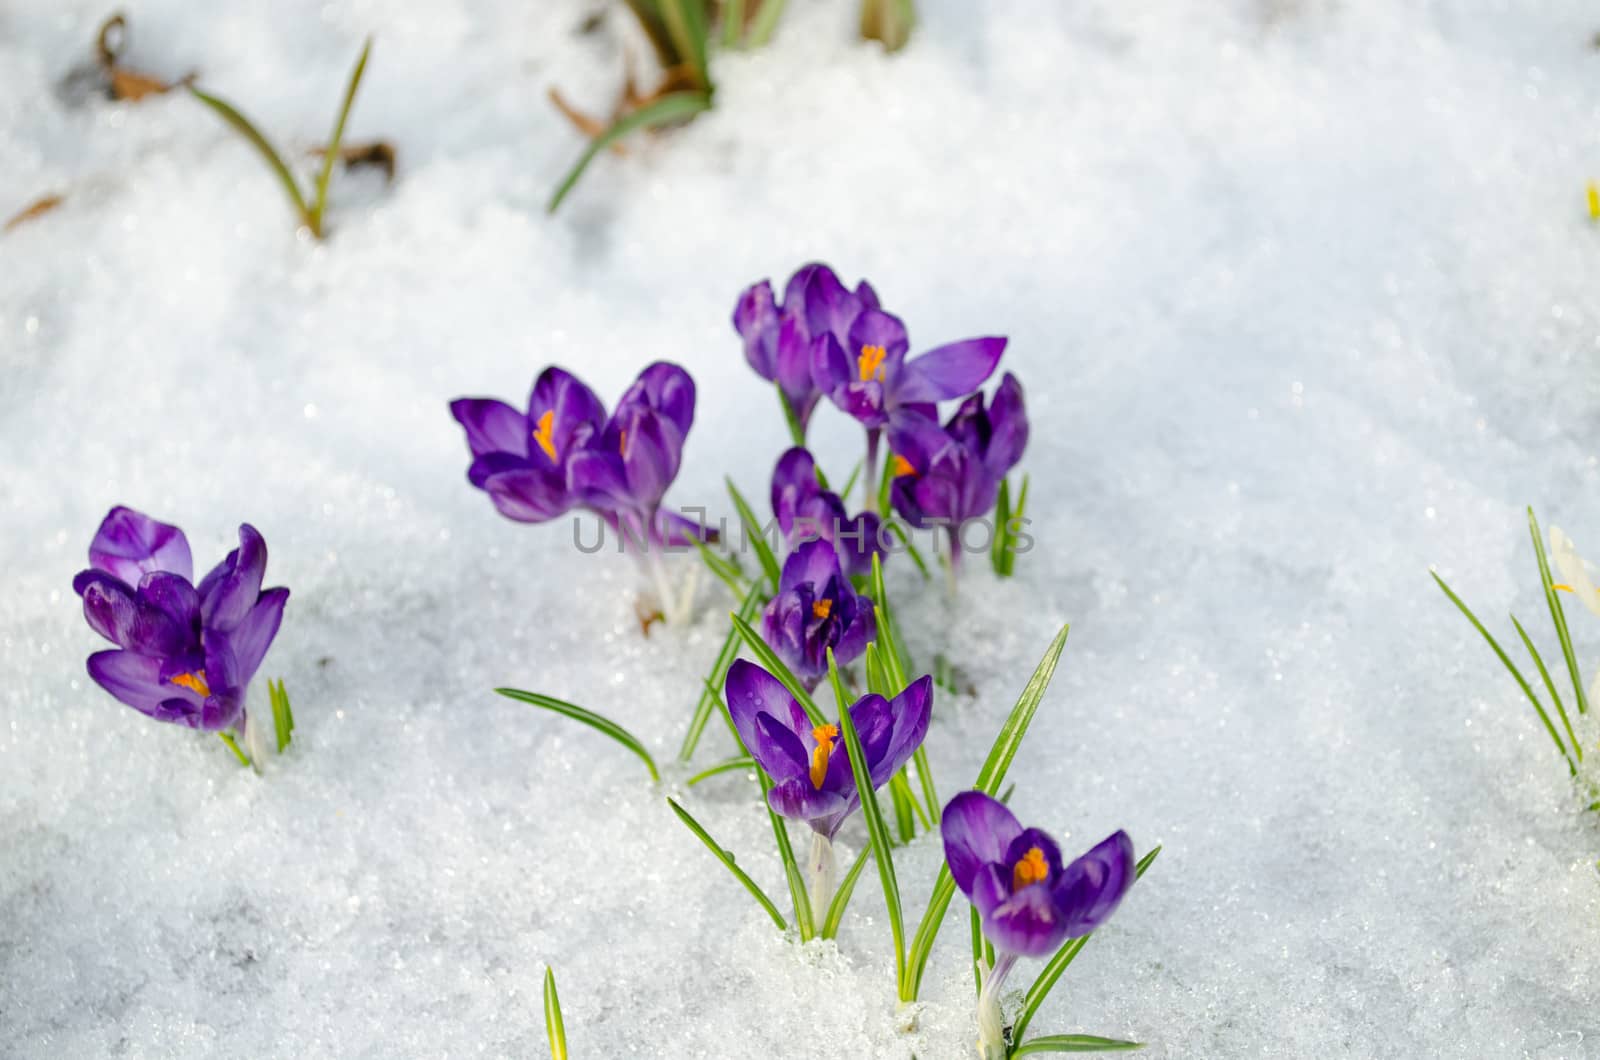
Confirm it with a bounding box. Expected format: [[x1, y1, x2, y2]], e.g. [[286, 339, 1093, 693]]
[[450, 398, 529, 459], [982, 373, 1028, 477], [847, 309, 910, 368], [467, 450, 536, 489], [617, 409, 683, 510], [725, 660, 811, 770], [230, 587, 288, 684], [87, 649, 191, 720], [483, 467, 577, 523], [835, 380, 888, 428], [771, 447, 820, 529], [753, 712, 810, 782], [828, 600, 875, 670], [773, 315, 820, 416], [779, 538, 844, 594], [80, 576, 139, 647], [875, 675, 933, 784], [734, 280, 780, 380], [893, 336, 1007, 405], [88, 506, 192, 584], [983, 882, 1071, 957], [969, 863, 1010, 918], [529, 366, 608, 453], [618, 362, 696, 437], [941, 790, 1024, 899], [783, 263, 848, 340], [768, 776, 850, 829], [1052, 831, 1136, 937], [199, 524, 268, 632], [809, 333, 855, 393]]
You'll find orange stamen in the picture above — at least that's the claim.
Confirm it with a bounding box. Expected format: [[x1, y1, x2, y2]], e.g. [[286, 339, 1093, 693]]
[[858, 344, 887, 382], [891, 454, 917, 478], [811, 598, 833, 620], [1012, 846, 1049, 891], [619, 427, 628, 454], [532, 410, 558, 463], [809, 723, 839, 788], [169, 670, 211, 697]]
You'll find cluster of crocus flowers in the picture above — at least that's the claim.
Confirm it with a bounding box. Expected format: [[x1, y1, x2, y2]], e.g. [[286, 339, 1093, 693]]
[[72, 506, 289, 752], [734, 263, 882, 433], [450, 361, 704, 621], [770, 446, 884, 578], [734, 263, 1011, 514], [726, 658, 932, 919], [941, 791, 1135, 1060], [889, 372, 1029, 565], [760, 540, 877, 688]]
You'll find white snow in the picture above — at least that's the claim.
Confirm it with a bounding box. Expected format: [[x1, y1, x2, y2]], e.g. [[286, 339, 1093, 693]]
[[4, 0, 1600, 1055]]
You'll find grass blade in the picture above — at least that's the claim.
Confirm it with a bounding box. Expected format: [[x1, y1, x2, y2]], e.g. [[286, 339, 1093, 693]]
[[777, 384, 807, 449], [1528, 508, 1590, 717], [657, 0, 711, 89], [859, 0, 915, 51], [821, 843, 872, 938], [730, 612, 826, 725], [667, 797, 788, 930], [721, 0, 745, 47], [496, 688, 659, 782], [267, 677, 295, 753], [621, 0, 679, 66], [680, 584, 765, 761], [904, 866, 957, 1000], [728, 477, 782, 592], [1011, 1035, 1143, 1056], [691, 535, 749, 600], [969, 903, 987, 993], [1003, 474, 1031, 577], [837, 459, 864, 506], [687, 755, 755, 786], [188, 86, 310, 225], [889, 773, 916, 842], [760, 781, 813, 939], [543, 966, 568, 1060], [884, 519, 931, 580], [747, 0, 788, 46], [991, 477, 1012, 576], [1431, 572, 1574, 772], [1510, 615, 1581, 762], [1013, 847, 1161, 1043], [309, 36, 372, 236], [547, 90, 712, 212], [831, 648, 905, 989], [973, 624, 1070, 796]]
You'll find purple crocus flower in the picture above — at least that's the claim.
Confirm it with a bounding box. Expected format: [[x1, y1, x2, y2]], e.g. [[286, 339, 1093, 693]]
[[734, 263, 880, 432], [759, 539, 876, 688], [451, 362, 704, 548], [72, 506, 289, 733], [770, 447, 884, 579], [942, 790, 1134, 959], [449, 365, 607, 524], [810, 306, 1007, 432], [942, 789, 1134, 1057], [888, 372, 1028, 550], [724, 658, 932, 840]]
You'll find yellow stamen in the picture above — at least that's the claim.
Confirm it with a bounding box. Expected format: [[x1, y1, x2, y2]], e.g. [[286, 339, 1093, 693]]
[[532, 410, 558, 463], [811, 598, 833, 620], [169, 670, 211, 697], [1554, 584, 1574, 593], [1012, 846, 1049, 891], [858, 344, 887, 382], [891, 454, 917, 478], [619, 427, 628, 454], [1588, 182, 1600, 221], [809, 723, 839, 788]]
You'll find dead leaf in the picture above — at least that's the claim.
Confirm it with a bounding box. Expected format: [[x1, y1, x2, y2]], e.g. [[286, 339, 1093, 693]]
[[96, 13, 195, 101], [310, 141, 398, 183], [4, 195, 65, 233]]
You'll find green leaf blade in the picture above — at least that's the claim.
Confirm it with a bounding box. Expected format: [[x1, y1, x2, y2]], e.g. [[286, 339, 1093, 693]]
[[667, 797, 788, 930], [973, 623, 1070, 796], [188, 86, 310, 225], [1010, 1035, 1143, 1055], [310, 36, 372, 235], [543, 966, 568, 1060], [547, 91, 712, 213], [495, 688, 659, 782]]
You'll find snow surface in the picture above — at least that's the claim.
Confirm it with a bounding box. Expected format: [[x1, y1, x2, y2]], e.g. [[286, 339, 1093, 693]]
[[4, 0, 1600, 1055]]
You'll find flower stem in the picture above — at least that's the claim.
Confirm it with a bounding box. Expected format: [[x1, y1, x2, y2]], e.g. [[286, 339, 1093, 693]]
[[807, 831, 836, 927], [863, 429, 881, 514], [975, 951, 1017, 1060], [217, 731, 252, 769]]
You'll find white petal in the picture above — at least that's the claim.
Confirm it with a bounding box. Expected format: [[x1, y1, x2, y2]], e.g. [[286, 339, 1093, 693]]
[[1549, 526, 1600, 616]]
